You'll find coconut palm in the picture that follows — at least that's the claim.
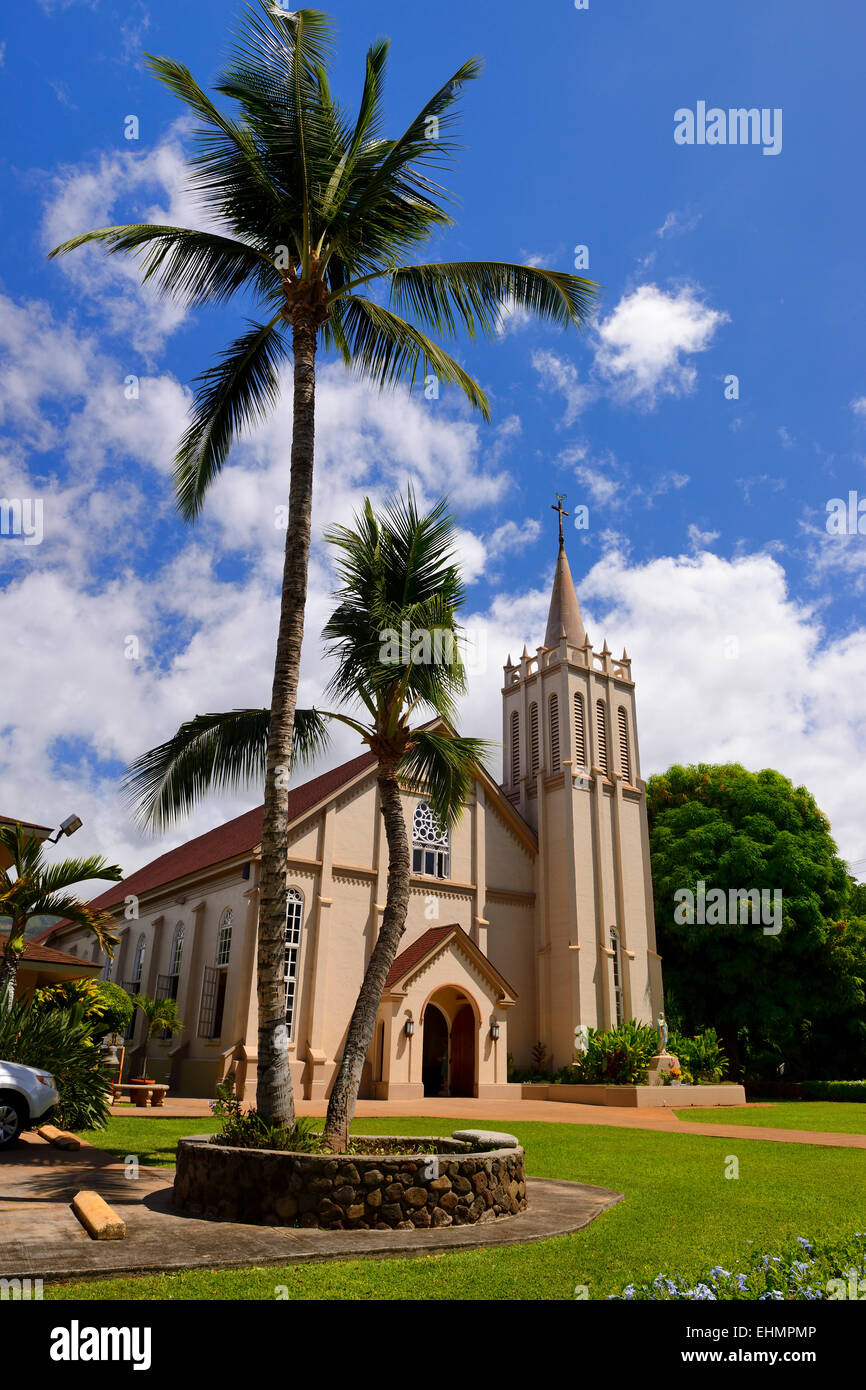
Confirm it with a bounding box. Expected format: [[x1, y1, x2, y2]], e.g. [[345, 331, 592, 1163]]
[[129, 994, 185, 1079], [125, 492, 490, 1143], [49, 3, 598, 1124], [0, 824, 122, 1004]]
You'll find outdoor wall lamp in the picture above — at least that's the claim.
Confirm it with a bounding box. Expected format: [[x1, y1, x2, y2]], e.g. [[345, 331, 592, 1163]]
[[404, 1018, 415, 1037], [490, 1021, 501, 1041], [48, 813, 83, 843]]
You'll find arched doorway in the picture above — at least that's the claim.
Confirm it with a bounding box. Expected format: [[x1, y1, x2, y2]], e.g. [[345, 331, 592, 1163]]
[[449, 1004, 476, 1097], [422, 1003, 448, 1097]]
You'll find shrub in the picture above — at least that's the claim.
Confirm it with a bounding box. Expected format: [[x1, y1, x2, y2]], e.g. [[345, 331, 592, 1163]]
[[668, 1026, 729, 1083], [209, 1074, 323, 1152], [801, 1079, 866, 1102], [568, 1020, 658, 1085], [0, 999, 112, 1130]]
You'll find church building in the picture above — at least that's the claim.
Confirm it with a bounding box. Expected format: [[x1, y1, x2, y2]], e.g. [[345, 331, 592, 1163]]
[[49, 522, 663, 1100]]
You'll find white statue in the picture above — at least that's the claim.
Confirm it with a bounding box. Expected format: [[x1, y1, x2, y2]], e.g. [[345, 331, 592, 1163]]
[[656, 1012, 669, 1054]]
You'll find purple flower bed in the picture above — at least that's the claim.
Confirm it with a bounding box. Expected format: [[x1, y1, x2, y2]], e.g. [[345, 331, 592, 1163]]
[[610, 1232, 866, 1300]]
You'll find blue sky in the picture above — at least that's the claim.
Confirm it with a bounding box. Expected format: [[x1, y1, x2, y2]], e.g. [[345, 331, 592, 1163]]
[[1, 0, 865, 876]]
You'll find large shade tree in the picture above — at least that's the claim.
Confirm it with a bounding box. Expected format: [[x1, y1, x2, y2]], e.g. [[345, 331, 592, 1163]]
[[647, 763, 865, 1077], [126, 492, 491, 1142], [50, 3, 597, 1125], [0, 824, 122, 1004]]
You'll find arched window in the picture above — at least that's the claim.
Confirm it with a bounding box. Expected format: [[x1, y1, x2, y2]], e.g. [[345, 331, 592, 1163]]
[[170, 922, 184, 979], [284, 888, 304, 1039], [125, 934, 146, 1039], [573, 692, 587, 769], [617, 707, 632, 782], [529, 703, 540, 775], [610, 928, 624, 1025], [216, 908, 233, 967], [596, 699, 609, 776], [132, 934, 146, 986], [412, 801, 450, 878], [510, 710, 520, 785], [548, 693, 560, 771]]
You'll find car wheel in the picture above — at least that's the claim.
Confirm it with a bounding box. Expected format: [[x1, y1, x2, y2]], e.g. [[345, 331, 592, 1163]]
[[0, 1095, 25, 1149]]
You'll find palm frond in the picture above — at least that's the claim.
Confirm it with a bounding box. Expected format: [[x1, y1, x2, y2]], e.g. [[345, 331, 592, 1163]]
[[399, 729, 493, 829], [332, 296, 489, 418], [390, 261, 600, 338], [174, 314, 288, 520], [124, 707, 331, 831]]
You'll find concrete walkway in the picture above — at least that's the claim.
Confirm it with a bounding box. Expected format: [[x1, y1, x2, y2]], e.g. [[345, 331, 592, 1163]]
[[0, 1133, 621, 1282], [110, 1095, 866, 1149]]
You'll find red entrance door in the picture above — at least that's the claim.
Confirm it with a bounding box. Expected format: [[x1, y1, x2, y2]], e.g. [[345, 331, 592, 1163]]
[[449, 1005, 476, 1097]]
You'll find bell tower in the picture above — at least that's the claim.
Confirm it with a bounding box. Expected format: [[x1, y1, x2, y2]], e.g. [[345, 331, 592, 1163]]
[[500, 497, 663, 1067]]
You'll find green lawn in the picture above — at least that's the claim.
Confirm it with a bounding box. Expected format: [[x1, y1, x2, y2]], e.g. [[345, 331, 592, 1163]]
[[675, 1101, 866, 1134], [48, 1114, 866, 1302]]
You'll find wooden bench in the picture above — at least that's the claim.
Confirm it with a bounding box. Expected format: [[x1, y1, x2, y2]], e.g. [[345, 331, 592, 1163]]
[[111, 1083, 169, 1109]]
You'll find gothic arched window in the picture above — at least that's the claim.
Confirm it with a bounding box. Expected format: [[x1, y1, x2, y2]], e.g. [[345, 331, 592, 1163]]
[[510, 710, 520, 785], [285, 888, 304, 1038], [412, 801, 450, 879], [573, 692, 587, 769], [596, 699, 609, 776], [617, 707, 632, 782], [216, 908, 233, 967], [549, 693, 560, 771]]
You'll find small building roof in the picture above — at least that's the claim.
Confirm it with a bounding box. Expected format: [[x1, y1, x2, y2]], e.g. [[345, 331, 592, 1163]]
[[385, 923, 517, 1002]]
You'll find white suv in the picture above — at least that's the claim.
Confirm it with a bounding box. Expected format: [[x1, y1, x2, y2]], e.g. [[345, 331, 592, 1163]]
[[0, 1061, 60, 1149]]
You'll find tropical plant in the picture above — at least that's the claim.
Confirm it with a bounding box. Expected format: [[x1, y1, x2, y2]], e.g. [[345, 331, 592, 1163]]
[[569, 1020, 658, 1086], [211, 1076, 323, 1151], [0, 823, 122, 1003], [125, 491, 491, 1144], [33, 977, 134, 1040], [130, 994, 185, 1078], [0, 998, 113, 1130], [49, 3, 598, 1125], [668, 1026, 728, 1083]]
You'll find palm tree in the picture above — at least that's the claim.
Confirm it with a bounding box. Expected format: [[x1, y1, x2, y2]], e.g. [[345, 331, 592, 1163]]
[[0, 825, 122, 1004], [129, 994, 185, 1080], [125, 492, 490, 1144], [49, 3, 598, 1124]]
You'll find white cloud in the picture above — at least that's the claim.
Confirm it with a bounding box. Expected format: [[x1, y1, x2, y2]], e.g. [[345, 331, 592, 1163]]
[[594, 284, 729, 406], [656, 210, 702, 239], [486, 518, 541, 559], [41, 128, 226, 355], [851, 397, 866, 418], [532, 349, 597, 424], [687, 522, 720, 551]]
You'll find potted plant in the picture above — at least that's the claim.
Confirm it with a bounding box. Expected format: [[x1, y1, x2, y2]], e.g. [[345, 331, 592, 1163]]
[[129, 994, 184, 1084]]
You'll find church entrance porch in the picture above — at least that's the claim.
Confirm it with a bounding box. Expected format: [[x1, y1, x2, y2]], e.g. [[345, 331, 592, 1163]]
[[369, 922, 522, 1101]]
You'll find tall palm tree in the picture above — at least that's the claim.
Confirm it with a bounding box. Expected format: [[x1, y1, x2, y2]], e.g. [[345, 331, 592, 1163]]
[[50, 3, 598, 1124], [125, 493, 491, 1143], [0, 825, 122, 1004]]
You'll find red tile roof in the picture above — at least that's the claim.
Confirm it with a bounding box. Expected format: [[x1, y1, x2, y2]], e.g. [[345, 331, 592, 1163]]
[[1, 937, 102, 970], [385, 925, 456, 988], [0, 814, 52, 832], [80, 750, 378, 915]]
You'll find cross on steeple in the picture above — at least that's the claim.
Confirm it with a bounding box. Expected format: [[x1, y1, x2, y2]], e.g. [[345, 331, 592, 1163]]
[[552, 493, 569, 547]]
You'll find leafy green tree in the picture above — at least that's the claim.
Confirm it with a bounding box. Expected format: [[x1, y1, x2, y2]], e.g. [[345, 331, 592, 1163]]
[[647, 763, 864, 1076], [125, 492, 490, 1143], [33, 978, 134, 1039], [130, 994, 185, 1079], [49, 4, 597, 1126], [0, 824, 122, 1003]]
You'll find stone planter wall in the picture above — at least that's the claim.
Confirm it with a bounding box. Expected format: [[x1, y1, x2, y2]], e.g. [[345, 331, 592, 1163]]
[[174, 1135, 527, 1230]]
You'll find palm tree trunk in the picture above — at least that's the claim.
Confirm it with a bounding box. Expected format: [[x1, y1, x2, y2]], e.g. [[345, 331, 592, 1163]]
[[0, 950, 19, 1008], [256, 318, 318, 1125], [324, 763, 411, 1145]]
